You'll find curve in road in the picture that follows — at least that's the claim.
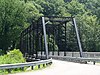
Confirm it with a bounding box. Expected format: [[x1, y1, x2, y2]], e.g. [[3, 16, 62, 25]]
[[9, 59, 100, 75]]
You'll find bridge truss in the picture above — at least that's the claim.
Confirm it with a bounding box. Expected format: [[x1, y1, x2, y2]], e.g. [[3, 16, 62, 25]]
[[20, 16, 83, 60]]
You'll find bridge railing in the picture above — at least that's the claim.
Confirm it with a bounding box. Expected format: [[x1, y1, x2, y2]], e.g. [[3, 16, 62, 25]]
[[49, 56, 100, 65], [0, 59, 52, 73], [37, 51, 100, 65], [38, 51, 100, 58]]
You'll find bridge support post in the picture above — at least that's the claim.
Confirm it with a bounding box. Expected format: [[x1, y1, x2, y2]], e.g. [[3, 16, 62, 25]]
[[73, 18, 83, 57], [42, 17, 49, 59]]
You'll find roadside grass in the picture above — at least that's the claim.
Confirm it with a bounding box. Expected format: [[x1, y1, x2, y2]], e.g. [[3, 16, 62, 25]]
[[0, 49, 26, 75], [0, 64, 50, 75], [0, 49, 52, 75]]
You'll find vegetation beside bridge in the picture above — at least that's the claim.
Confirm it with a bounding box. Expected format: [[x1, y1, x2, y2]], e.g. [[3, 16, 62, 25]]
[[0, 0, 100, 53]]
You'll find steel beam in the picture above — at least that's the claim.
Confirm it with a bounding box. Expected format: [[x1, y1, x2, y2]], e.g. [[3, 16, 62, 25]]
[[42, 17, 49, 59], [73, 18, 83, 57]]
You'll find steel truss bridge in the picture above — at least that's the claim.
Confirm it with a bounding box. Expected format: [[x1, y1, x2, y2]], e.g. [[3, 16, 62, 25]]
[[1, 16, 100, 75], [20, 16, 83, 61]]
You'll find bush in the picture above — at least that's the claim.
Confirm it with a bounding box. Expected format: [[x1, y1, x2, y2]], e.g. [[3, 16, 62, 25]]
[[0, 49, 26, 64], [0, 49, 26, 74]]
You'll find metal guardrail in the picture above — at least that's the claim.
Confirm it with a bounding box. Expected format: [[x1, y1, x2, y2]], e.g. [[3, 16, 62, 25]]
[[50, 56, 100, 65], [0, 59, 52, 72]]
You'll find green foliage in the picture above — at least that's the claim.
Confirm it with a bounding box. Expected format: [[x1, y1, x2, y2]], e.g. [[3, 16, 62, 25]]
[[0, 49, 25, 64], [0, 49, 26, 74], [76, 14, 100, 51], [0, 0, 27, 51], [0, 0, 42, 52], [66, 0, 86, 16], [0, 0, 100, 52], [25, 1, 43, 20], [48, 35, 58, 51]]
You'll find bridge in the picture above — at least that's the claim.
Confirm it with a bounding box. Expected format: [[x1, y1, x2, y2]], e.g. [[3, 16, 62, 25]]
[[1, 16, 100, 75], [18, 16, 100, 75], [20, 16, 83, 60]]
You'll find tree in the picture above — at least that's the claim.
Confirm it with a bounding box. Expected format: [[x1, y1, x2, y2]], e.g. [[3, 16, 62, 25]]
[[65, 0, 100, 51], [34, 0, 70, 16], [25, 1, 43, 21], [0, 0, 99, 53], [76, 13, 100, 51], [66, 0, 85, 16], [0, 0, 27, 52], [0, 0, 42, 53], [83, 0, 100, 23]]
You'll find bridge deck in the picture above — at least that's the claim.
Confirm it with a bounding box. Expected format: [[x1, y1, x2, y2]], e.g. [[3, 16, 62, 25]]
[[9, 59, 100, 75]]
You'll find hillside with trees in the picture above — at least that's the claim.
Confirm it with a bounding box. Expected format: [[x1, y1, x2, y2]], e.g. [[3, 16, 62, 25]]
[[0, 0, 100, 53]]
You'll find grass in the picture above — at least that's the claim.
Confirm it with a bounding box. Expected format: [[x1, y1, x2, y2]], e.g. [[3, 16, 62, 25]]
[[0, 49, 52, 74], [0, 49, 26, 75], [34, 64, 46, 70], [0, 63, 52, 75]]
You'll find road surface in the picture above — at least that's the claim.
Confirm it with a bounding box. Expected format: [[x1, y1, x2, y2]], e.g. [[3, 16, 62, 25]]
[[9, 59, 100, 75]]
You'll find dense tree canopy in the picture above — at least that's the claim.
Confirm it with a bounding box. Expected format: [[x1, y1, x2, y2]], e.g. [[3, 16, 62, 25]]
[[0, 0, 100, 52], [0, 0, 42, 53], [0, 0, 27, 52]]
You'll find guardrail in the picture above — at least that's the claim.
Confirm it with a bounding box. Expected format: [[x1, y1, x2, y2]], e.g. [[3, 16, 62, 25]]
[[49, 56, 100, 65], [0, 58, 52, 73]]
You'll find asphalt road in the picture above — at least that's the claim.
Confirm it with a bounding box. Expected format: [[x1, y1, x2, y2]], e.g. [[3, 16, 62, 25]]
[[9, 59, 100, 75]]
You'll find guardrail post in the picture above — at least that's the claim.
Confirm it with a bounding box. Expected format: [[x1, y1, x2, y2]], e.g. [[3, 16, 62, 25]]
[[84, 61, 87, 64], [21, 67, 24, 71], [49, 62, 50, 65], [64, 51, 66, 56], [43, 64, 45, 67], [72, 52, 74, 57], [31, 66, 34, 70], [38, 65, 40, 69], [93, 61, 95, 65], [7, 69, 11, 73], [46, 63, 48, 66]]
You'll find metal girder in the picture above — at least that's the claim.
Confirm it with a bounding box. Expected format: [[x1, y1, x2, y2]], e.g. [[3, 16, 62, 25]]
[[20, 16, 83, 60], [42, 17, 49, 59], [72, 18, 83, 57], [42, 16, 83, 58]]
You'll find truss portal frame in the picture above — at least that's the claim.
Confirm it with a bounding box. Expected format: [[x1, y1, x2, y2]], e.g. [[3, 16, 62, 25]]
[[41, 16, 83, 58]]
